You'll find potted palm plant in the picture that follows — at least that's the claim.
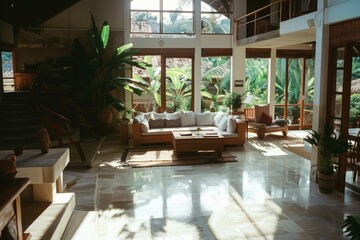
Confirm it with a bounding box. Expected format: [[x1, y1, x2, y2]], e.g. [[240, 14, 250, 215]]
[[304, 126, 349, 193], [223, 92, 242, 114], [73, 13, 149, 132]]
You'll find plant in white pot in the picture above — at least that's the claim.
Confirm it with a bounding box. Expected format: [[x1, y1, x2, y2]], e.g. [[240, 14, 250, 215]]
[[304, 126, 349, 193]]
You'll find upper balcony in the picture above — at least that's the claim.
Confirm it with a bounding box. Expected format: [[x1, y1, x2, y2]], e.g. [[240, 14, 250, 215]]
[[235, 0, 317, 48]]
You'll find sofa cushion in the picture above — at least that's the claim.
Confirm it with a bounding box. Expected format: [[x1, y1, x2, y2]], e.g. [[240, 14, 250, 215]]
[[180, 111, 196, 126], [218, 115, 229, 131], [165, 118, 181, 127], [213, 111, 226, 127], [259, 112, 273, 126], [135, 111, 152, 121], [227, 118, 237, 133], [152, 112, 167, 120], [140, 119, 149, 133], [195, 112, 213, 126], [166, 112, 181, 120], [149, 119, 165, 128]]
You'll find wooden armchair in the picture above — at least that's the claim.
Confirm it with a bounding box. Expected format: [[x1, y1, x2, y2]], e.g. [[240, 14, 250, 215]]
[[248, 104, 288, 139]]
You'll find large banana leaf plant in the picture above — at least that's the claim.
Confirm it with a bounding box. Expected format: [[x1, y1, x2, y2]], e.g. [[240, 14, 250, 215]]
[[73, 14, 149, 112]]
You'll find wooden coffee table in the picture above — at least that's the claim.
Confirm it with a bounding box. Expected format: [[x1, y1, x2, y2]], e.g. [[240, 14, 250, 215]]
[[172, 131, 224, 157]]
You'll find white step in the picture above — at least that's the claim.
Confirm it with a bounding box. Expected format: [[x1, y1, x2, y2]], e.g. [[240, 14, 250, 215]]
[[23, 193, 75, 240], [61, 210, 98, 240]]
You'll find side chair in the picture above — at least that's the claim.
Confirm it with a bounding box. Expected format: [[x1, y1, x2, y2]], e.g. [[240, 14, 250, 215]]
[[247, 104, 288, 139]]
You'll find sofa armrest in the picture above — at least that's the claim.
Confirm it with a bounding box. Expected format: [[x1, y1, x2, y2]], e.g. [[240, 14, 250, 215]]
[[235, 119, 246, 146], [132, 122, 142, 147]]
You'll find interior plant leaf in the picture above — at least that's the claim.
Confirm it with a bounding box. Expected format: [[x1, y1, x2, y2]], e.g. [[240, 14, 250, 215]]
[[342, 215, 360, 240]]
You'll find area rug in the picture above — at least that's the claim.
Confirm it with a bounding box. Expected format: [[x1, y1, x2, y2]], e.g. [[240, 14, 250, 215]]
[[269, 135, 311, 160], [122, 148, 237, 168]]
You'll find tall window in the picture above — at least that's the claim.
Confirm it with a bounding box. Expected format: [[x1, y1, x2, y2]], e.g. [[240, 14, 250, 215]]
[[131, 0, 194, 37], [201, 0, 232, 34], [245, 58, 269, 106], [201, 56, 231, 111], [1, 51, 14, 91], [132, 54, 193, 113]]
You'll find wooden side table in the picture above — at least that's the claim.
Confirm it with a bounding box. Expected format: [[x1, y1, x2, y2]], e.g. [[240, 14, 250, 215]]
[[0, 178, 31, 240]]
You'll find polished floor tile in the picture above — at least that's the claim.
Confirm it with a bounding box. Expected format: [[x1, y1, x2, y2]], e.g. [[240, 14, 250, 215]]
[[64, 131, 360, 239]]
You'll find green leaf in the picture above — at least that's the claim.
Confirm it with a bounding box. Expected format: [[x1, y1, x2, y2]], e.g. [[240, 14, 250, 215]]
[[100, 21, 109, 49]]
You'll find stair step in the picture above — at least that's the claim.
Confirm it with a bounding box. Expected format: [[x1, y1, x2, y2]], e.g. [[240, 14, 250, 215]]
[[22, 192, 76, 240], [61, 210, 98, 240]]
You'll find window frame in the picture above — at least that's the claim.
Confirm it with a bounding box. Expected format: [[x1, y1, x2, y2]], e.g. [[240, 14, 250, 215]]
[[130, 0, 195, 36]]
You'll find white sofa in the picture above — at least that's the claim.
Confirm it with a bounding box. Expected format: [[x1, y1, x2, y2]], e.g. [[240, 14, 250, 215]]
[[132, 111, 246, 147]]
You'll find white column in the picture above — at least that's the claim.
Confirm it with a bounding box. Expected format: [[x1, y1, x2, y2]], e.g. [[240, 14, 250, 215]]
[[268, 48, 277, 116], [194, 0, 202, 112], [231, 47, 246, 97], [311, 0, 329, 180]]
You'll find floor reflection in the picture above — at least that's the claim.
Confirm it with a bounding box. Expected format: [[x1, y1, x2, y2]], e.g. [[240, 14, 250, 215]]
[[65, 131, 360, 239]]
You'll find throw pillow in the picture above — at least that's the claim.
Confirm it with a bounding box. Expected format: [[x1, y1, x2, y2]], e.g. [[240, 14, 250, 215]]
[[259, 112, 273, 126], [152, 112, 166, 120], [218, 115, 229, 131], [273, 119, 288, 127], [165, 118, 181, 127], [180, 111, 196, 126], [134, 114, 145, 123], [195, 112, 213, 126], [140, 119, 149, 133], [227, 118, 237, 133], [213, 111, 226, 127], [166, 112, 180, 120], [149, 119, 165, 128]]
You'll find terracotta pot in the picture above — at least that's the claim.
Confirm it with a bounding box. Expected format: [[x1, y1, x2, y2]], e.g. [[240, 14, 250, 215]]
[[317, 172, 337, 194], [96, 109, 113, 125]]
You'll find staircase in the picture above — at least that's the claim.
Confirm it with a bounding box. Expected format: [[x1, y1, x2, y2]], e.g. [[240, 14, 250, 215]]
[[0, 91, 40, 150]]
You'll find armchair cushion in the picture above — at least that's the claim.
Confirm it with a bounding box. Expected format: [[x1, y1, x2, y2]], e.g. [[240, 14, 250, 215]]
[[273, 119, 288, 127], [254, 104, 270, 123], [259, 112, 273, 126]]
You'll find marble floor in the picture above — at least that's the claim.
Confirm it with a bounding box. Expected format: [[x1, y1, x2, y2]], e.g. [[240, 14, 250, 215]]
[[63, 131, 360, 240]]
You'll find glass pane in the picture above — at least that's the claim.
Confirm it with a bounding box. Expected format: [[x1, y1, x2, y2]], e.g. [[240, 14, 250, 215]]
[[201, 56, 231, 112], [336, 47, 345, 68], [131, 11, 160, 33], [163, 0, 193, 11], [335, 94, 342, 118], [1, 51, 13, 78], [132, 55, 162, 112], [201, 0, 232, 12], [131, 0, 160, 10], [2, 51, 14, 91], [336, 69, 343, 92], [274, 105, 285, 120], [333, 118, 341, 132], [166, 58, 192, 112], [303, 105, 313, 125], [287, 59, 302, 104], [304, 59, 314, 105], [275, 58, 286, 104], [287, 105, 300, 125], [201, 13, 231, 34], [245, 58, 268, 106], [349, 43, 360, 128], [163, 12, 194, 34]]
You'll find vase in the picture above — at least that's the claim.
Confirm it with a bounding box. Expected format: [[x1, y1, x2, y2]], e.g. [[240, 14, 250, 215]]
[[317, 172, 337, 193], [38, 128, 50, 154]]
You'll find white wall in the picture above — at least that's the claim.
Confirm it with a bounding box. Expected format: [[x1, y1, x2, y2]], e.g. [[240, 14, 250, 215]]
[[0, 21, 14, 44], [326, 0, 360, 25], [43, 0, 124, 30]]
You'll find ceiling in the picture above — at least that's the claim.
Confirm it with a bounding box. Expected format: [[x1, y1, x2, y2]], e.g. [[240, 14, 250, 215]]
[[0, 0, 80, 27]]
